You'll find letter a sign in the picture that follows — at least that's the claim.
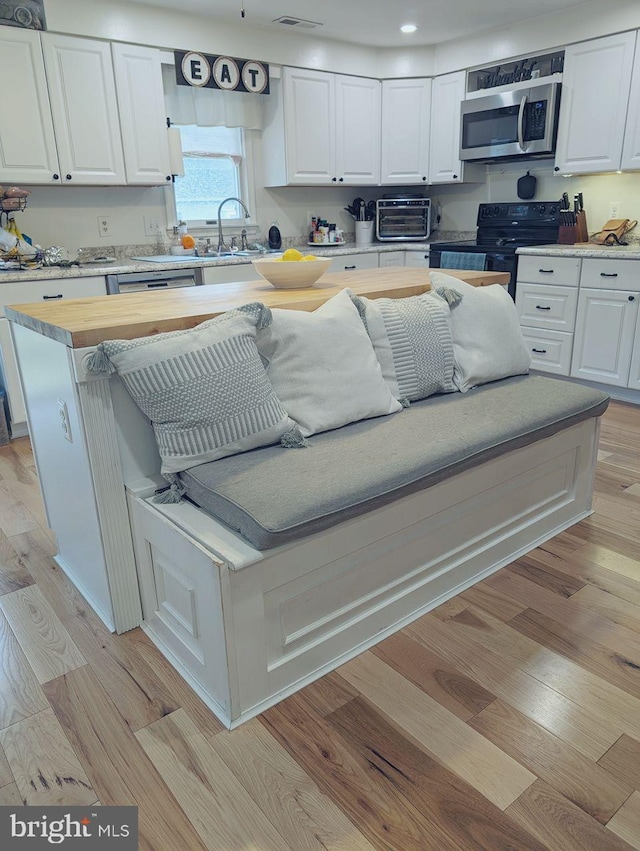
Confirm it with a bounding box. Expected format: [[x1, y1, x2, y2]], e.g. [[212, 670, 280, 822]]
[[175, 51, 269, 94]]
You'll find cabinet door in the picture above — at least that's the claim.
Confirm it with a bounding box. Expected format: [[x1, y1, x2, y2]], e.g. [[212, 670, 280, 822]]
[[555, 32, 636, 175], [516, 283, 578, 332], [622, 40, 640, 171], [0, 28, 60, 184], [335, 75, 381, 185], [404, 251, 431, 268], [0, 318, 26, 436], [628, 309, 640, 390], [571, 288, 638, 386], [380, 79, 431, 185], [111, 43, 172, 185], [42, 33, 126, 184], [283, 67, 335, 185], [429, 71, 465, 184], [378, 251, 405, 268]]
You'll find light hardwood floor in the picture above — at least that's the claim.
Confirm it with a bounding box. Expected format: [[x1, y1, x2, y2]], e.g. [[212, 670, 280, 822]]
[[0, 400, 639, 849]]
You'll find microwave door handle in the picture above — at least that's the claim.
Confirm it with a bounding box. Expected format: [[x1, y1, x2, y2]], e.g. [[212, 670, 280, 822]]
[[517, 94, 527, 151]]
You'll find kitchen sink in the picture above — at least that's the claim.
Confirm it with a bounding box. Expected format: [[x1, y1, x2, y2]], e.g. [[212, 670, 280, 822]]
[[131, 250, 277, 263]]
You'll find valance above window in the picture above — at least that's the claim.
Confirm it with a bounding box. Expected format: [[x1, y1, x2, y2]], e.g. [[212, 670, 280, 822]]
[[162, 64, 264, 130]]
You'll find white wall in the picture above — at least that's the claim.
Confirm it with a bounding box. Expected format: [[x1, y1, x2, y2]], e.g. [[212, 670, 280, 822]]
[[432, 160, 640, 235]]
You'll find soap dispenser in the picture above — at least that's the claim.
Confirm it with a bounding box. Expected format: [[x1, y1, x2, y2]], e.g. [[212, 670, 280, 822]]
[[268, 222, 282, 250]]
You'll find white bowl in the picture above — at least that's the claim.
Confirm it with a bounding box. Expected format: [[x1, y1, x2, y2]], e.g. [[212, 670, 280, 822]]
[[251, 256, 331, 289]]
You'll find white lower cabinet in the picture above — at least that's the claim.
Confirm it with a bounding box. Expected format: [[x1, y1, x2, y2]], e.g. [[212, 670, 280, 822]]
[[571, 288, 638, 387], [328, 253, 379, 273], [628, 309, 640, 390], [404, 251, 431, 268], [203, 264, 261, 285], [378, 251, 405, 268], [0, 276, 106, 437]]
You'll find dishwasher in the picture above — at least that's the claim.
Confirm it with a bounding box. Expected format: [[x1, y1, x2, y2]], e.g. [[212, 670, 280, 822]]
[[106, 266, 203, 294]]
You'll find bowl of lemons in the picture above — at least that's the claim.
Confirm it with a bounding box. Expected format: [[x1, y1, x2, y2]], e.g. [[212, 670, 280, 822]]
[[252, 249, 331, 288]]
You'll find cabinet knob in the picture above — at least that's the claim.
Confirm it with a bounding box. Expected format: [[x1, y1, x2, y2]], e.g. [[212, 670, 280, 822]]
[[422, 176, 427, 181], [52, 174, 59, 180], [66, 174, 72, 181], [554, 166, 560, 172], [453, 174, 458, 179], [629, 295, 636, 302], [339, 177, 344, 182], [332, 177, 337, 182], [166, 175, 172, 181]]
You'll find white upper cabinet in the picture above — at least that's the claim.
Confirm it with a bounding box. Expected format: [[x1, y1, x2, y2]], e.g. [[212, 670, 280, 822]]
[[621, 40, 640, 171], [429, 71, 465, 184], [111, 43, 172, 185], [282, 67, 335, 184], [42, 33, 126, 185], [264, 67, 380, 186], [334, 75, 381, 185], [554, 31, 637, 175], [380, 78, 431, 185], [0, 28, 60, 183]]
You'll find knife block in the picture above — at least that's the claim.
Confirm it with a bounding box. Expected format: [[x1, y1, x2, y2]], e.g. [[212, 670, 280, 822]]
[[558, 225, 577, 245], [576, 210, 589, 243]]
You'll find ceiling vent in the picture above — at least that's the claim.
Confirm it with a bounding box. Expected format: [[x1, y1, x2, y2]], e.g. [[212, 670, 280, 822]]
[[272, 16, 322, 29]]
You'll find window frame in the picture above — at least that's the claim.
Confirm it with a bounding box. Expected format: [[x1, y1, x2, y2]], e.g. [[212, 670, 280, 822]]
[[164, 126, 258, 238]]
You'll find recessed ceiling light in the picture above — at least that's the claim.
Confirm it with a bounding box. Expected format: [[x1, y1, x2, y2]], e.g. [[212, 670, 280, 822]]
[[400, 24, 417, 34]]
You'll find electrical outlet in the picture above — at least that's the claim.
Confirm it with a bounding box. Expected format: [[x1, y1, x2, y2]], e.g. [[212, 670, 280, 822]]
[[609, 201, 621, 220], [57, 398, 72, 443], [97, 215, 112, 238], [144, 215, 161, 236]]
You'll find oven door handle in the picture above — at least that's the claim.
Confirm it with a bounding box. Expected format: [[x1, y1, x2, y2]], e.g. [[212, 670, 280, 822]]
[[517, 94, 527, 152]]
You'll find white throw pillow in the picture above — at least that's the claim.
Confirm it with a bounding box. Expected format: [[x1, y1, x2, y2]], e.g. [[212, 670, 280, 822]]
[[429, 271, 531, 393], [257, 289, 402, 436]]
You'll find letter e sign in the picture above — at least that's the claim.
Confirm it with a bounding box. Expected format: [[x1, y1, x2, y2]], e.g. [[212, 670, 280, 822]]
[[181, 52, 211, 87]]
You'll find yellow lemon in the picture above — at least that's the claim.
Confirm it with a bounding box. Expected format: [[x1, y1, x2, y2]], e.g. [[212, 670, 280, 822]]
[[301, 254, 317, 261], [282, 248, 303, 262]]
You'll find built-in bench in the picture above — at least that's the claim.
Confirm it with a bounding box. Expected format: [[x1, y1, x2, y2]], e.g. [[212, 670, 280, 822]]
[[126, 373, 608, 729]]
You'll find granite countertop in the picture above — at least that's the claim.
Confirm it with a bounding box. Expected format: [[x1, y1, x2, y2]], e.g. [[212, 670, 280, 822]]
[[0, 241, 432, 284], [517, 243, 640, 260]]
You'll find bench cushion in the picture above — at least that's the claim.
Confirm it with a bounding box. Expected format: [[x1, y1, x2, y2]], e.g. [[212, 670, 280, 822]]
[[177, 375, 609, 550]]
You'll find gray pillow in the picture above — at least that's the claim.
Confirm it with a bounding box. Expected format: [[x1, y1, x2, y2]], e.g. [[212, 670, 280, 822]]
[[91, 303, 298, 475], [351, 290, 456, 403]]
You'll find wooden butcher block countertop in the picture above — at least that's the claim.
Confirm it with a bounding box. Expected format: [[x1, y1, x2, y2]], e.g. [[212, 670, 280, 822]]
[[5, 267, 509, 349]]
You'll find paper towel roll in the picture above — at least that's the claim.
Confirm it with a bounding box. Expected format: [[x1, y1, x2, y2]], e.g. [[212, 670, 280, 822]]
[[168, 126, 184, 177]]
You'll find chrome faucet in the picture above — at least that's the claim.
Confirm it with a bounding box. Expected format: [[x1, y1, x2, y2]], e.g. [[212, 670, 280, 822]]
[[216, 197, 250, 254]]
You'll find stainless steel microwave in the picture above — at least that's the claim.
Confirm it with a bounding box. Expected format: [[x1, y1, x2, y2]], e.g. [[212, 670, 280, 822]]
[[460, 82, 561, 161]]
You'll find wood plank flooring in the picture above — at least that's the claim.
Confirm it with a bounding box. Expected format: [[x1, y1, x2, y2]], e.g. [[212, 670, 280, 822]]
[[0, 399, 639, 849]]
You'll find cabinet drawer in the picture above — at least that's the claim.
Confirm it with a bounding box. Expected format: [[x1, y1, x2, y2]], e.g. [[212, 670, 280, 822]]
[[517, 255, 581, 286], [520, 327, 574, 376], [0, 275, 106, 310], [404, 251, 430, 268], [580, 258, 640, 292], [516, 283, 578, 332], [328, 252, 379, 273]]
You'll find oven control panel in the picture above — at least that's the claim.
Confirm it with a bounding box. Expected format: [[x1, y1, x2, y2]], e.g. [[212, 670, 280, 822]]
[[478, 202, 560, 226]]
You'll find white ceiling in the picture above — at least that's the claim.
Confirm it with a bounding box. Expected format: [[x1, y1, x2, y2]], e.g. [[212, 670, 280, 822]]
[[132, 0, 594, 49]]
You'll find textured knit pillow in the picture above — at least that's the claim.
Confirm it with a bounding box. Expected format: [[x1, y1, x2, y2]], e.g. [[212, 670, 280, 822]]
[[90, 303, 299, 475], [256, 288, 402, 437], [429, 271, 531, 392], [351, 290, 456, 403]]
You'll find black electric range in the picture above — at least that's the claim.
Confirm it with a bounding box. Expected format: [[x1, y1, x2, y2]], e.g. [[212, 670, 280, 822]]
[[429, 201, 561, 299]]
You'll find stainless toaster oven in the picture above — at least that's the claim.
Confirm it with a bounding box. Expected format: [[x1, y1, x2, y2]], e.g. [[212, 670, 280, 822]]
[[376, 196, 431, 241]]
